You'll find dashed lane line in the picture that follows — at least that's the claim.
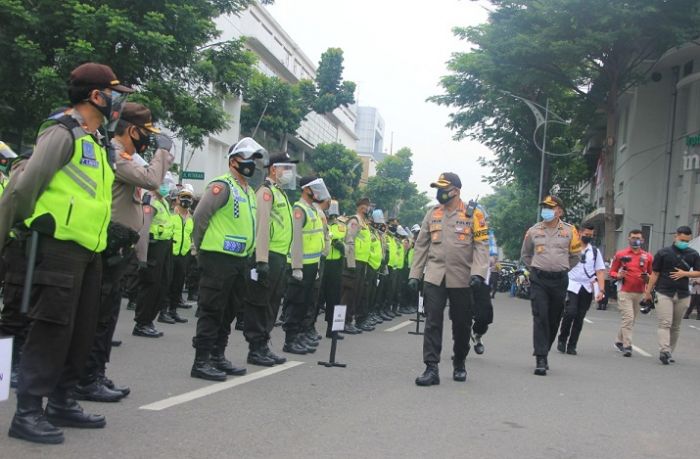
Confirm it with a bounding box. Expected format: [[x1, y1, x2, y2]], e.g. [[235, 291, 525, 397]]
[[139, 361, 304, 411], [690, 325, 700, 331], [631, 345, 652, 358], [385, 320, 414, 332]]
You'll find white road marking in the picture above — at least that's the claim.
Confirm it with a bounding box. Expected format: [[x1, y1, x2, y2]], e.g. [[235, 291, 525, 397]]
[[584, 318, 593, 324], [631, 345, 652, 358], [385, 320, 414, 332], [690, 325, 699, 331], [139, 361, 304, 411]]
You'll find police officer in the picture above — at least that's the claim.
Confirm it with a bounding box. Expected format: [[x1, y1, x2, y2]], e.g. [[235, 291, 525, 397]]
[[0, 141, 17, 197], [3, 63, 132, 444], [366, 209, 387, 325], [164, 186, 194, 323], [521, 195, 582, 376], [320, 200, 346, 337], [76, 102, 172, 403], [133, 176, 174, 336], [244, 153, 296, 366], [409, 173, 489, 386], [282, 177, 329, 354], [340, 197, 373, 333], [190, 137, 265, 381]]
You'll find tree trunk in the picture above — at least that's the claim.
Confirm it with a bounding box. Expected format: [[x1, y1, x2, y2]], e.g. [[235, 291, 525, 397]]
[[603, 86, 618, 257]]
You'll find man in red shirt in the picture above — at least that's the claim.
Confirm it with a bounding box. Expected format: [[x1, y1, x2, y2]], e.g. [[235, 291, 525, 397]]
[[609, 229, 653, 356]]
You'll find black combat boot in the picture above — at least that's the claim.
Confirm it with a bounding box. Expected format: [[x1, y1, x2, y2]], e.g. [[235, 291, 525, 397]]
[[9, 394, 64, 444], [169, 310, 188, 323], [247, 342, 275, 367], [534, 356, 547, 376], [45, 395, 106, 428], [453, 360, 467, 382], [283, 334, 309, 355], [191, 349, 227, 381], [157, 310, 176, 324], [263, 343, 287, 365], [211, 348, 247, 376], [415, 363, 440, 386], [73, 380, 124, 403], [98, 373, 131, 397]]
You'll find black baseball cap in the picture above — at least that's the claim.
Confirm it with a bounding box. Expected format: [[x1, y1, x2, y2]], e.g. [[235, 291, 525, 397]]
[[69, 63, 134, 93], [430, 172, 462, 189]]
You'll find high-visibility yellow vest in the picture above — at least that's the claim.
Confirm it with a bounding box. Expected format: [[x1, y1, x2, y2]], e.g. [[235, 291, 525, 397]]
[[24, 116, 114, 252], [150, 198, 173, 241], [200, 174, 257, 257], [294, 200, 325, 265], [171, 212, 193, 255], [267, 183, 293, 256], [328, 221, 346, 261], [354, 219, 371, 263], [368, 227, 383, 270]]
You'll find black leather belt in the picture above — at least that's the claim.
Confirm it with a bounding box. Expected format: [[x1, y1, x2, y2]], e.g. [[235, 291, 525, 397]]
[[532, 268, 567, 279]]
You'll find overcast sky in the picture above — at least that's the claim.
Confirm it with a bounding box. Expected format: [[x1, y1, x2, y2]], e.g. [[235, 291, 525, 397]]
[[265, 0, 494, 201]]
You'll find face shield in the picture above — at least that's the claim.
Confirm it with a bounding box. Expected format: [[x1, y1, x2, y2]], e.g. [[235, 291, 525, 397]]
[[328, 200, 340, 217], [105, 89, 128, 132], [397, 226, 409, 238], [371, 209, 386, 224], [303, 178, 330, 202], [0, 141, 18, 175], [272, 162, 297, 190]]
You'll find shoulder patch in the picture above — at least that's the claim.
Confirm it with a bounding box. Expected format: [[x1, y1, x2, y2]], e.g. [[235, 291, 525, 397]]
[[263, 191, 272, 202], [144, 206, 152, 214], [294, 209, 304, 219], [211, 184, 223, 195]]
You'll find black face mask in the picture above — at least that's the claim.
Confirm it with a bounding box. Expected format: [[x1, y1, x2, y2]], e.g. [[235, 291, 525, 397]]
[[388, 224, 397, 233], [89, 91, 112, 121], [180, 199, 192, 209], [131, 129, 152, 154], [581, 235, 593, 244], [235, 159, 256, 178], [436, 189, 453, 205]]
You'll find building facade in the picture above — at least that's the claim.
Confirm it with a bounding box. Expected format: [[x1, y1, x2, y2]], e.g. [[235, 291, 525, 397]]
[[356, 106, 386, 162], [582, 42, 700, 255]]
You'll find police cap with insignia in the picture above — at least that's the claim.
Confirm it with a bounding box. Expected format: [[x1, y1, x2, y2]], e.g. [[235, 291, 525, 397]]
[[267, 152, 299, 167], [69, 63, 134, 93], [120, 102, 161, 133], [540, 195, 564, 210], [430, 172, 462, 189]]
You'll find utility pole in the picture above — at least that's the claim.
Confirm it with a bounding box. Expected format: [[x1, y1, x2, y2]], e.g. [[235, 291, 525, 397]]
[[178, 139, 186, 185], [537, 98, 550, 221]]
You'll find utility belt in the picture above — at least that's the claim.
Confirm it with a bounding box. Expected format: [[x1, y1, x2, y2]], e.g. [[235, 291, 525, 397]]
[[531, 268, 567, 280], [104, 222, 140, 266]]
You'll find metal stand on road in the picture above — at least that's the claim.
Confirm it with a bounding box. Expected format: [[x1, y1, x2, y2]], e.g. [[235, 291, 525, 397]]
[[317, 331, 346, 368], [318, 305, 347, 368]]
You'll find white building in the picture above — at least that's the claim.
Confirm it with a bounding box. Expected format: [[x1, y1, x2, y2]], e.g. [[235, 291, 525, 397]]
[[581, 42, 700, 255], [181, 2, 359, 193], [356, 106, 386, 162]]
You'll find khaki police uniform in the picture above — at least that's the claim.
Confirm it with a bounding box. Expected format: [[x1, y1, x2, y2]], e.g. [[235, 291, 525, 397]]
[[340, 213, 371, 329], [521, 220, 581, 357], [410, 201, 489, 365]]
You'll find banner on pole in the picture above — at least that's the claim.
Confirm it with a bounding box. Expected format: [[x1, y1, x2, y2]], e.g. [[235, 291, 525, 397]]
[[0, 336, 13, 402]]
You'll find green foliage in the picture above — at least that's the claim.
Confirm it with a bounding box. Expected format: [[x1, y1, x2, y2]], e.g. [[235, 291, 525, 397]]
[[481, 184, 536, 260], [0, 0, 258, 148], [313, 48, 356, 114], [306, 142, 362, 213], [366, 147, 430, 225]]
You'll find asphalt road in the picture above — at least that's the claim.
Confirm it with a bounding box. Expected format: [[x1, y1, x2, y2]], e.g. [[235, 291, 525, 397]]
[[1, 294, 699, 458]]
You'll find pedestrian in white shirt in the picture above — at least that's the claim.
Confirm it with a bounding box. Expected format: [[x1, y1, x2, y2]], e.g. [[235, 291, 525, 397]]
[[557, 224, 606, 355]]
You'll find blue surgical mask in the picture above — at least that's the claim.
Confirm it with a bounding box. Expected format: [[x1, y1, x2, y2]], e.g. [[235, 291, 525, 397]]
[[159, 184, 170, 197], [675, 241, 690, 250], [540, 208, 555, 222]]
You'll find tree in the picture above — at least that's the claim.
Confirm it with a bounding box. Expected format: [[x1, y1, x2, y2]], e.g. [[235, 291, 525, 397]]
[[313, 48, 356, 114], [306, 142, 362, 213], [481, 184, 536, 260], [0, 0, 258, 149], [436, 0, 700, 255]]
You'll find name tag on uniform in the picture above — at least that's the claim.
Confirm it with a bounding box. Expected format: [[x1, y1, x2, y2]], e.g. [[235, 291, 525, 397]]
[[536, 245, 545, 254], [80, 141, 99, 168], [223, 238, 246, 254], [429, 224, 442, 232]]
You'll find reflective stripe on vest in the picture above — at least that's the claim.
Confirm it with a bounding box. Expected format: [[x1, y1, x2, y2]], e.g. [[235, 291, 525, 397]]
[[268, 184, 293, 256], [200, 174, 257, 257], [328, 222, 346, 261], [354, 220, 371, 263], [296, 200, 325, 265], [172, 213, 193, 255], [24, 122, 113, 252], [150, 199, 173, 240]]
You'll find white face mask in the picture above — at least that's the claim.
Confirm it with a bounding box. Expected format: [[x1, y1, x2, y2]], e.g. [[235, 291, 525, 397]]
[[278, 169, 295, 186]]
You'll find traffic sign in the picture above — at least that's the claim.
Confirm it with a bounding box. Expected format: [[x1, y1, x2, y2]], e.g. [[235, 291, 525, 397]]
[[181, 171, 205, 180]]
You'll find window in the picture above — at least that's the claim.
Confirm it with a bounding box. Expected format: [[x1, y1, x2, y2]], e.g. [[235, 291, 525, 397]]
[[618, 104, 630, 151], [641, 225, 652, 251], [683, 60, 694, 77], [618, 181, 624, 193]]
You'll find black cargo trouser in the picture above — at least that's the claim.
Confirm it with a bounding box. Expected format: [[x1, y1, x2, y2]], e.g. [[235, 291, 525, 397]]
[[245, 251, 287, 347], [321, 258, 343, 325], [558, 286, 593, 348], [168, 253, 189, 312], [366, 268, 379, 314], [471, 281, 494, 336], [340, 261, 367, 323], [193, 251, 250, 353], [530, 269, 568, 356], [282, 263, 319, 337], [121, 254, 140, 303], [423, 280, 473, 364], [82, 249, 134, 384], [17, 236, 102, 397], [135, 240, 170, 326], [0, 239, 31, 369]]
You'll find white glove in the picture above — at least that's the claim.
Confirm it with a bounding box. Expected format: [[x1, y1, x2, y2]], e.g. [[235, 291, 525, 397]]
[[292, 269, 303, 281]]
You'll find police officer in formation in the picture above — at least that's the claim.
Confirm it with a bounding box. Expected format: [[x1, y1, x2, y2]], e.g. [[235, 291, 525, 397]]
[[75, 102, 172, 403], [340, 197, 373, 333], [520, 195, 582, 376], [320, 200, 345, 337], [190, 138, 265, 381], [165, 186, 195, 320], [282, 177, 330, 354], [3, 63, 133, 444], [244, 153, 296, 366], [409, 173, 489, 386]]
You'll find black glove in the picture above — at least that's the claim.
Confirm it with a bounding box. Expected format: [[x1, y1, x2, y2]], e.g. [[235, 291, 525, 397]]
[[155, 134, 173, 152], [470, 275, 485, 288], [332, 240, 345, 252], [256, 261, 269, 282], [408, 278, 420, 291]]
